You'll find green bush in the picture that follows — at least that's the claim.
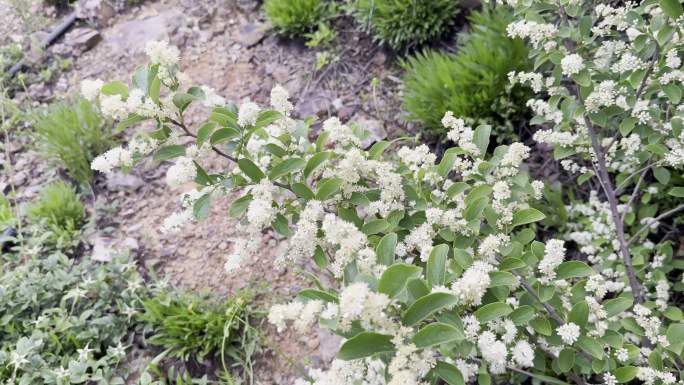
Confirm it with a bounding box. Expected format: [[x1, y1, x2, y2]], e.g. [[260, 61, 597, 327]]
[[265, 0, 331, 38], [26, 181, 86, 248], [31, 97, 114, 187], [0, 253, 148, 384], [402, 7, 531, 140], [139, 290, 259, 380], [353, 0, 458, 50]]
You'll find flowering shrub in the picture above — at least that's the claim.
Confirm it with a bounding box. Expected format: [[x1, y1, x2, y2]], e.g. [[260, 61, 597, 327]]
[[86, 7, 684, 381]]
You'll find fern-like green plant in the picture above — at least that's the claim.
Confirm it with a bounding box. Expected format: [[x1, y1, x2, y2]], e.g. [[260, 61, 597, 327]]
[[26, 181, 86, 248], [31, 97, 114, 187], [265, 0, 332, 38], [402, 7, 532, 141], [353, 0, 458, 51]]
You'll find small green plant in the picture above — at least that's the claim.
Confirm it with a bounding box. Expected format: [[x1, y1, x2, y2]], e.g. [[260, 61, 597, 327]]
[[0, 194, 14, 227], [352, 0, 458, 51], [401, 7, 531, 140], [26, 181, 86, 248], [139, 291, 260, 382], [31, 97, 114, 187], [0, 253, 148, 384], [265, 0, 331, 38]]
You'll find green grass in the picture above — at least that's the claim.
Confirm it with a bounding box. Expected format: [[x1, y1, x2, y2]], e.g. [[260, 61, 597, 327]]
[[353, 0, 459, 51], [401, 7, 532, 141], [265, 0, 332, 38], [31, 97, 114, 187], [26, 181, 86, 248], [139, 290, 260, 382]]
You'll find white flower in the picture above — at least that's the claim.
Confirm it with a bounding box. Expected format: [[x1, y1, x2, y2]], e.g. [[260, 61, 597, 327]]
[[532, 180, 544, 199], [512, 340, 535, 368], [557, 322, 581, 345], [80, 79, 103, 102], [165, 156, 196, 187], [604, 373, 617, 385], [160, 210, 192, 233], [91, 146, 132, 174], [538, 239, 566, 282], [100, 94, 128, 120], [501, 143, 530, 167], [561, 54, 585, 75], [270, 84, 293, 115], [666, 49, 681, 69], [200, 86, 225, 108], [452, 261, 494, 306], [478, 331, 508, 374], [145, 40, 180, 66], [237, 100, 260, 127]]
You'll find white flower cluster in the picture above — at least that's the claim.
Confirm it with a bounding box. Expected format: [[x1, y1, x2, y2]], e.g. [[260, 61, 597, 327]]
[[442, 111, 480, 155]]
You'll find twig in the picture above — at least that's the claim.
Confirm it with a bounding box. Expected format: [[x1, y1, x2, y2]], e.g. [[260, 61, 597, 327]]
[[620, 166, 649, 223], [627, 203, 684, 246]]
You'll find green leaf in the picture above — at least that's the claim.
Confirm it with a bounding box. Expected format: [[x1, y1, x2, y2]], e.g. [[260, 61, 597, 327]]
[[101, 80, 129, 98], [510, 305, 536, 325], [663, 83, 682, 104], [435, 361, 465, 385], [668, 187, 684, 197], [210, 127, 240, 145], [153, 145, 186, 162], [403, 293, 458, 326], [603, 297, 633, 318], [464, 196, 488, 221], [426, 244, 449, 287], [304, 152, 332, 178], [337, 332, 394, 360], [238, 159, 265, 182], [555, 261, 594, 280], [369, 140, 391, 160], [362, 219, 389, 235], [316, 178, 342, 200], [255, 110, 282, 128], [172, 93, 198, 113], [488, 271, 517, 287], [660, 0, 683, 18], [525, 372, 571, 385], [473, 125, 491, 156], [193, 193, 211, 221], [499, 257, 526, 270], [272, 213, 291, 236], [268, 158, 306, 180], [558, 348, 575, 373], [291, 182, 315, 200], [614, 366, 638, 383], [376, 233, 397, 266], [474, 302, 513, 323], [664, 306, 683, 321], [378, 263, 422, 298], [577, 336, 603, 359], [653, 166, 671, 185], [666, 323, 684, 355], [511, 208, 545, 228], [569, 301, 589, 328], [413, 322, 464, 348], [229, 194, 252, 217], [530, 316, 552, 336], [196, 122, 217, 146], [298, 289, 338, 303]]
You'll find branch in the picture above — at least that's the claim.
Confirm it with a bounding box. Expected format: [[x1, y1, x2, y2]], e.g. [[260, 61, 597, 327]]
[[615, 161, 655, 195], [627, 203, 684, 246], [620, 166, 649, 223]]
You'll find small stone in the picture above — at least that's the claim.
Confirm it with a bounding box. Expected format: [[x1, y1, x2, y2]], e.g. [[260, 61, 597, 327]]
[[63, 27, 102, 55], [105, 171, 144, 191], [90, 235, 115, 262], [235, 23, 266, 48], [218, 241, 228, 250]]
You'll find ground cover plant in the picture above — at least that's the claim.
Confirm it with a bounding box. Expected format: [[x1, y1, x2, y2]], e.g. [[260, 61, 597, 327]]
[[402, 7, 531, 141], [352, 0, 459, 51], [26, 180, 86, 250], [264, 0, 332, 38]]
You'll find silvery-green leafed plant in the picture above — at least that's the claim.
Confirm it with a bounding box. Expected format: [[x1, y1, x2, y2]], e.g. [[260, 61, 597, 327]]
[[84, 1, 684, 379]]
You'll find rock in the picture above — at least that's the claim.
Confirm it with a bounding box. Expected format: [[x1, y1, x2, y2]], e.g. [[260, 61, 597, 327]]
[[105, 172, 144, 191], [76, 0, 116, 27], [296, 90, 334, 118], [235, 22, 266, 48], [63, 27, 102, 55], [354, 116, 388, 149], [106, 9, 184, 54], [90, 235, 116, 262]]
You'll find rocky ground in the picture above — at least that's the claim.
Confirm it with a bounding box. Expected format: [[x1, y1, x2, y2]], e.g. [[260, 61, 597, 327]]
[[1, 0, 411, 383]]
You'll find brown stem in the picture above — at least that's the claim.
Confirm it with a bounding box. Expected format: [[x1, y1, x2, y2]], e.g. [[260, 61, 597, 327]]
[[627, 203, 684, 246]]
